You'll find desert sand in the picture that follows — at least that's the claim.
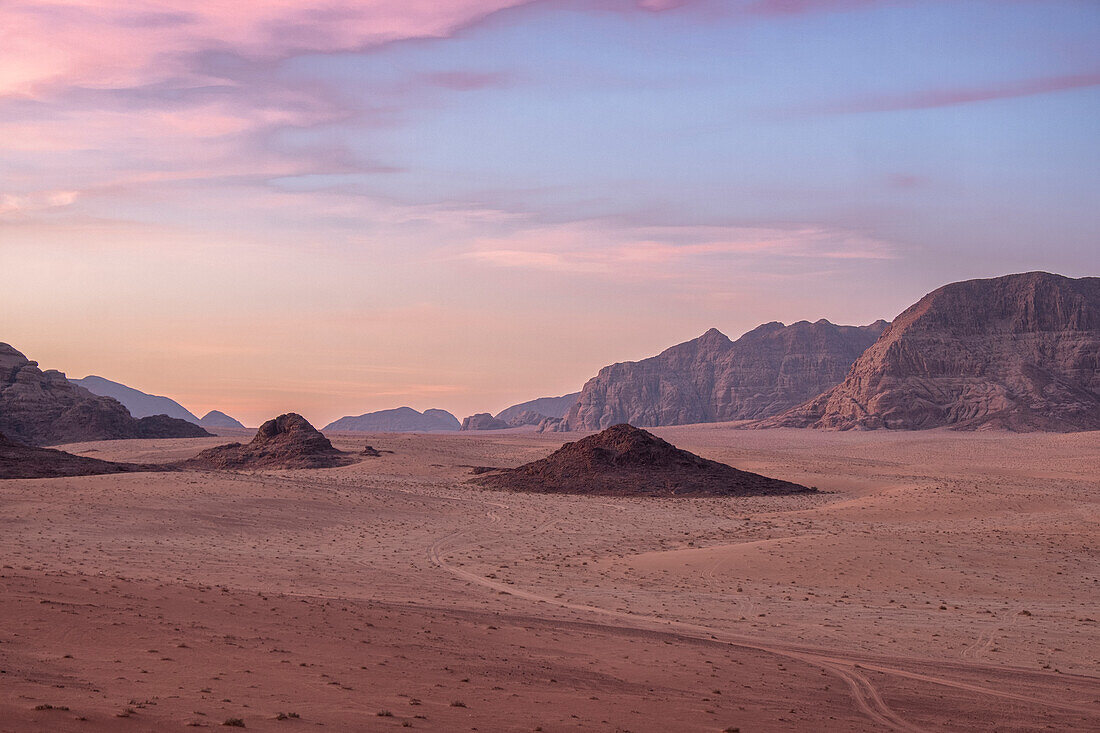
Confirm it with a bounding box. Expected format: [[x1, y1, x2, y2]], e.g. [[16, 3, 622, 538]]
[[1, 426, 1097, 731]]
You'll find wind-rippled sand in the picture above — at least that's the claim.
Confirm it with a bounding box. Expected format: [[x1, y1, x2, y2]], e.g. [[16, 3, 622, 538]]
[[1, 426, 1097, 731]]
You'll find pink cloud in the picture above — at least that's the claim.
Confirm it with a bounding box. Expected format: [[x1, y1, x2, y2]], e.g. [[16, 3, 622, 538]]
[[0, 1, 531, 97], [461, 222, 895, 277], [799, 72, 1100, 115]]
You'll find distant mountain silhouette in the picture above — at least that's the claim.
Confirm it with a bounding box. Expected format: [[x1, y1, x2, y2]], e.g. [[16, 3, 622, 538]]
[[73, 375, 201, 424], [762, 272, 1100, 431], [495, 393, 580, 423], [200, 410, 245, 429], [564, 319, 886, 430], [323, 406, 460, 432]]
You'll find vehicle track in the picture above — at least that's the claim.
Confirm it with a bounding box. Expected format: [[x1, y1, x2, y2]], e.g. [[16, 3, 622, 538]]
[[428, 507, 1099, 729]]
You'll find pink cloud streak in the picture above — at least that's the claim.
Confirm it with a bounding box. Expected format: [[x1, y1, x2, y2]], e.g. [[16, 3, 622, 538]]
[[462, 222, 895, 278], [0, 1, 531, 97], [801, 72, 1100, 115]]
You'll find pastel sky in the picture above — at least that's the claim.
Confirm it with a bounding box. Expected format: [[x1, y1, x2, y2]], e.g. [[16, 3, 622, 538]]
[[3, 0, 1098, 426]]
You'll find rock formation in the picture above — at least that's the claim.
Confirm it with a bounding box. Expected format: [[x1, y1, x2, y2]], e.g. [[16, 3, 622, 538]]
[[183, 413, 351, 469], [762, 272, 1100, 432], [0, 431, 162, 479], [536, 416, 568, 433], [494, 392, 580, 423], [72, 375, 201, 424], [503, 410, 550, 428], [134, 414, 212, 439], [565, 319, 887, 430], [460, 412, 510, 431], [0, 343, 211, 445], [470, 424, 812, 497], [199, 410, 246, 429], [323, 407, 460, 433]]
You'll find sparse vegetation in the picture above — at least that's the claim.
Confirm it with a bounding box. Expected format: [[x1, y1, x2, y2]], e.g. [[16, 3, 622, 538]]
[[223, 718, 246, 728]]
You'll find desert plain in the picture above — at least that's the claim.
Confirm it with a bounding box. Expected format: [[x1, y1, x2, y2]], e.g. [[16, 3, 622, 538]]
[[1, 426, 1097, 732]]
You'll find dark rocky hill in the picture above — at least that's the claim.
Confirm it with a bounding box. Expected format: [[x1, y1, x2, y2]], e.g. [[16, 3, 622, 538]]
[[471, 424, 812, 497]]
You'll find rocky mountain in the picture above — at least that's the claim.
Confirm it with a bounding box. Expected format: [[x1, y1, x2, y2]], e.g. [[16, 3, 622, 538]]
[[471, 424, 811, 497], [323, 407, 460, 433], [495, 392, 580, 423], [0, 431, 162, 479], [763, 272, 1100, 432], [0, 343, 210, 445], [564, 319, 887, 431], [72, 375, 201, 424], [200, 410, 245, 429], [183, 413, 351, 469], [461, 412, 510, 431]]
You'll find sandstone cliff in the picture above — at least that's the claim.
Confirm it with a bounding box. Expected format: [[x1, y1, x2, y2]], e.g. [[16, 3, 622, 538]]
[[564, 320, 886, 430], [0, 343, 210, 445], [461, 412, 510, 431], [762, 272, 1100, 431]]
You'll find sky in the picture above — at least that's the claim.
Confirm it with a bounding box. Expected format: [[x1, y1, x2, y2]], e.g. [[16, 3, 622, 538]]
[[2, 0, 1098, 427]]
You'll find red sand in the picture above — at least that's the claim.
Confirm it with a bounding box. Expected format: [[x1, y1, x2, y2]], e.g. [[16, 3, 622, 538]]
[[1, 426, 1097, 731]]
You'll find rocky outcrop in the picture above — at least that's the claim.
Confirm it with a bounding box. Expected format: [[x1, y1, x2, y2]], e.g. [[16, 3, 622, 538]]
[[0, 343, 211, 445], [199, 410, 245, 429], [461, 412, 510, 431], [763, 272, 1100, 432], [495, 393, 580, 423], [71, 375, 201, 424], [323, 407, 460, 433], [134, 414, 211, 439], [565, 320, 886, 430], [183, 413, 351, 469], [470, 424, 811, 497], [502, 410, 551, 428], [536, 416, 567, 433], [0, 431, 162, 479]]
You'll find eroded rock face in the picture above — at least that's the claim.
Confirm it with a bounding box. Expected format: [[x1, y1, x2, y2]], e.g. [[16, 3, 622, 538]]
[[470, 424, 812, 497], [183, 413, 351, 469], [0, 431, 161, 479], [0, 343, 210, 445], [763, 272, 1100, 432], [460, 413, 510, 431], [565, 320, 886, 430], [503, 410, 550, 428]]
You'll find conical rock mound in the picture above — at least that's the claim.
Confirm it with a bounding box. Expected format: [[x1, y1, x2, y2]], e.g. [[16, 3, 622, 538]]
[[183, 413, 350, 469], [471, 424, 812, 497]]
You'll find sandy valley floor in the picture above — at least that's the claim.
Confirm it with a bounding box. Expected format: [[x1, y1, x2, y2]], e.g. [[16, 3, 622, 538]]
[[0, 426, 1097, 731]]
